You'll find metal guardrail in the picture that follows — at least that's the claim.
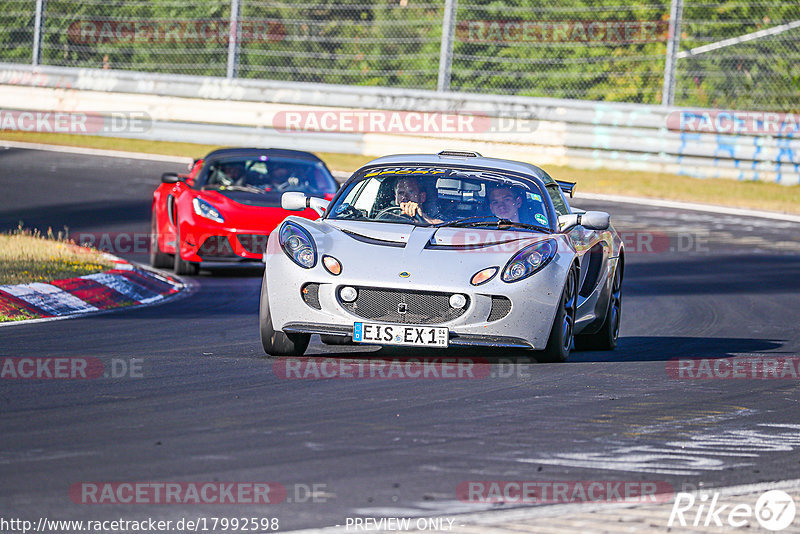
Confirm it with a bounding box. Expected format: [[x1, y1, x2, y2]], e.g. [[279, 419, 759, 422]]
[[0, 63, 798, 185]]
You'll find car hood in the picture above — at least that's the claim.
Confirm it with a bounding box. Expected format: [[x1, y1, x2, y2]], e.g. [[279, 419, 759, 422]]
[[197, 191, 318, 227], [325, 220, 542, 250], [201, 190, 283, 208]]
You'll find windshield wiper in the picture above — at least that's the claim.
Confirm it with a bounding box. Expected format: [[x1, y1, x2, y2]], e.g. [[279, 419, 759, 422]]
[[203, 184, 265, 194], [434, 215, 549, 233], [432, 215, 498, 228]]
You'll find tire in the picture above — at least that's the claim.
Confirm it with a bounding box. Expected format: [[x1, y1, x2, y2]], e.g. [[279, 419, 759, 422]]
[[538, 267, 578, 363], [150, 209, 173, 268], [173, 218, 199, 276], [259, 273, 310, 356], [575, 261, 622, 351]]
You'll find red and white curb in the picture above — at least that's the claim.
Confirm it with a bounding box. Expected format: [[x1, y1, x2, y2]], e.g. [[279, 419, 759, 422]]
[[0, 254, 186, 324]]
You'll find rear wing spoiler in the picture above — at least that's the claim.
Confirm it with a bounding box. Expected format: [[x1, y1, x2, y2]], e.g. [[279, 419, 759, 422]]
[[556, 180, 576, 198]]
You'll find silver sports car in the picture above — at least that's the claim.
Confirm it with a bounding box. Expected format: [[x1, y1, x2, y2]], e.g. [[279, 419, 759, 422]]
[[259, 151, 624, 362]]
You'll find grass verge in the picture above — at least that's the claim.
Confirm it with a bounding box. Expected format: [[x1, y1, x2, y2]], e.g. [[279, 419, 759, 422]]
[[2, 131, 798, 214], [0, 227, 116, 285]]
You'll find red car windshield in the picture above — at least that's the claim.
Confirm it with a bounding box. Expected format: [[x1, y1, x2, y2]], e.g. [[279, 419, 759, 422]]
[[203, 157, 337, 196]]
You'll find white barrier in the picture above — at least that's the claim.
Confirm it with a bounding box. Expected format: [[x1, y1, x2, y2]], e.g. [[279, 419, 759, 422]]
[[0, 63, 798, 185]]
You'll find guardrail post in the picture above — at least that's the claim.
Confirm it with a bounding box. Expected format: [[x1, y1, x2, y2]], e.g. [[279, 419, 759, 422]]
[[32, 0, 46, 66], [437, 0, 458, 92], [226, 0, 241, 79], [662, 0, 684, 106]]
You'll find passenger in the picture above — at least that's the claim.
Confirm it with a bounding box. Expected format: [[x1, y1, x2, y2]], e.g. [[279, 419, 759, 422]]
[[488, 184, 524, 223]]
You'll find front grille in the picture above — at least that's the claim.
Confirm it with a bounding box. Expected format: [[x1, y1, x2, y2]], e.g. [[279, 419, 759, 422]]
[[301, 283, 322, 310], [197, 236, 235, 258], [340, 287, 469, 325], [487, 296, 512, 322], [238, 234, 269, 255]]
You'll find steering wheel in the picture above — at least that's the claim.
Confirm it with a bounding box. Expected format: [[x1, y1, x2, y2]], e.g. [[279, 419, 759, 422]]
[[275, 176, 302, 192], [375, 205, 426, 223]]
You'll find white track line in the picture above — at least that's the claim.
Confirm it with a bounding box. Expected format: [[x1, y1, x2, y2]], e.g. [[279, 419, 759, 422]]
[[575, 191, 800, 223], [0, 139, 192, 164]]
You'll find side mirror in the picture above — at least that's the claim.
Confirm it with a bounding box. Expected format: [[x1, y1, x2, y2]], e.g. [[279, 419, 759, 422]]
[[282, 192, 330, 216], [582, 211, 610, 230], [558, 211, 610, 232], [282, 192, 308, 211], [161, 172, 181, 184]]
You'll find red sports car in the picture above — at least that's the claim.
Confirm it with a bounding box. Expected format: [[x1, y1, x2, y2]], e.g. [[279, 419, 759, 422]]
[[151, 148, 339, 274]]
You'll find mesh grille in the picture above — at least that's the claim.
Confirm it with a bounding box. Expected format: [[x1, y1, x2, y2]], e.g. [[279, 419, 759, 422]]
[[197, 236, 235, 258], [487, 296, 512, 322], [302, 283, 321, 310], [341, 287, 468, 325], [237, 234, 269, 255]]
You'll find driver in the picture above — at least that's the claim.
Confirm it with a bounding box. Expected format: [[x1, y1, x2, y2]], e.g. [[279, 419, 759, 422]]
[[394, 177, 442, 224], [220, 162, 246, 184], [269, 164, 304, 189]]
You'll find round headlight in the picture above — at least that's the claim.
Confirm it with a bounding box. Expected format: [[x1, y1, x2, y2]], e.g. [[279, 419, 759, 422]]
[[286, 236, 302, 251], [527, 251, 543, 268], [340, 286, 358, 302], [449, 294, 467, 309], [296, 248, 314, 267], [506, 261, 527, 281]]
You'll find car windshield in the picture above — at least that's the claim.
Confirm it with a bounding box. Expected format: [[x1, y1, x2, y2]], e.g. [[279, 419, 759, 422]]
[[203, 156, 338, 196], [327, 166, 552, 231]]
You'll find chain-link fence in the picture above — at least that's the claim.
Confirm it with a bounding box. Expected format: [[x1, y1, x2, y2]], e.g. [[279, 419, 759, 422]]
[[0, 0, 798, 111]]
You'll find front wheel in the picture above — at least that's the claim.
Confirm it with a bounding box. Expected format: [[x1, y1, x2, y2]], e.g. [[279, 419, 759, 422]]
[[538, 267, 578, 363], [575, 262, 622, 351], [259, 274, 310, 356], [150, 209, 173, 268], [173, 219, 199, 276]]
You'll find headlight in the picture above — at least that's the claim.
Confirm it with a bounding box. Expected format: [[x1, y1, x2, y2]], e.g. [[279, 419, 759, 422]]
[[279, 222, 317, 269], [192, 197, 224, 223], [501, 239, 557, 283]]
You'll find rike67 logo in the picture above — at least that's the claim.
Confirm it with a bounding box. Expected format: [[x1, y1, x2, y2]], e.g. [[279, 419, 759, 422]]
[[669, 490, 796, 531]]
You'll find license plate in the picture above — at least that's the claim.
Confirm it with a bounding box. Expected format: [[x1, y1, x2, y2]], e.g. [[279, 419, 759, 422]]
[[353, 322, 448, 348]]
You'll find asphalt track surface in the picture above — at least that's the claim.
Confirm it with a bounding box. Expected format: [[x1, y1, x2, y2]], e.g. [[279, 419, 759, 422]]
[[2, 147, 800, 531]]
